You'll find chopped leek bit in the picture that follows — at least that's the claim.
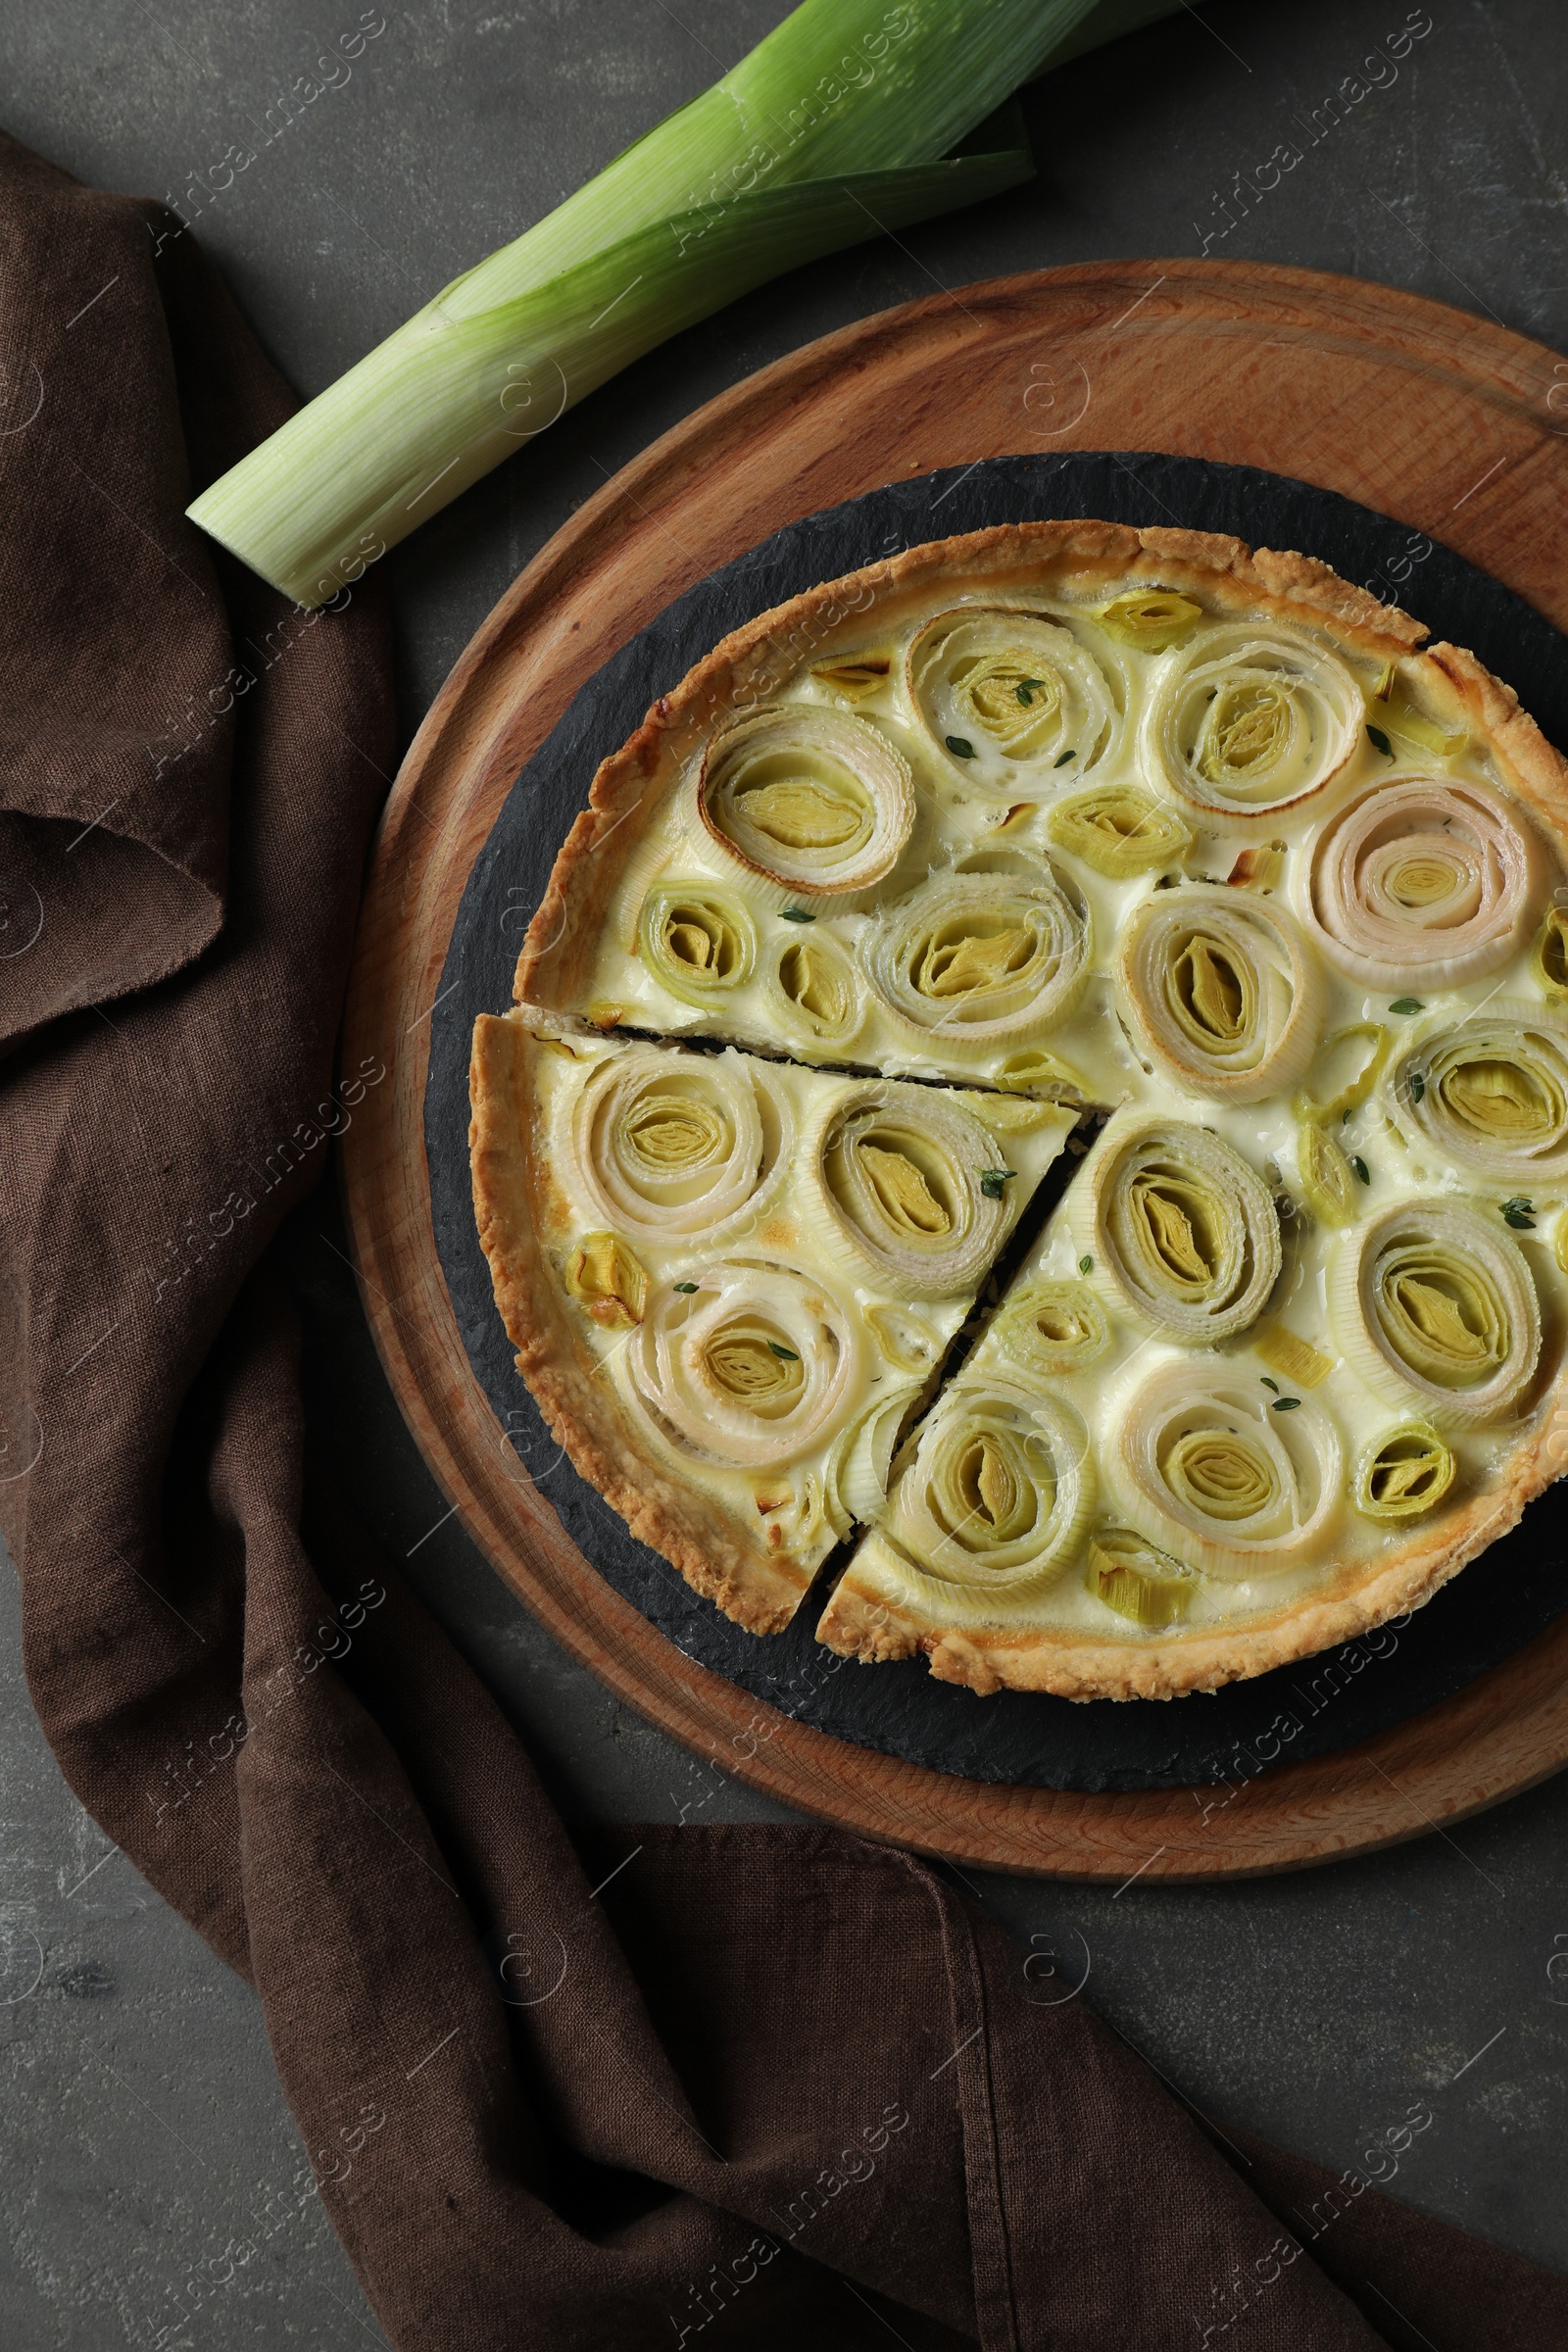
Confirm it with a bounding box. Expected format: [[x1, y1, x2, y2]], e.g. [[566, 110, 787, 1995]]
[[1088, 1526, 1195, 1629], [1226, 842, 1285, 891], [781, 907, 815, 922], [1356, 1425, 1455, 1521], [1350, 1155, 1371, 1185], [1389, 999, 1424, 1015], [1367, 724, 1395, 759], [1501, 1196, 1537, 1230], [946, 734, 976, 760], [812, 655, 892, 699], [1255, 1323, 1335, 1389], [1372, 659, 1396, 701], [1410, 1070, 1426, 1102], [1054, 749, 1077, 767], [979, 1167, 1016, 1200], [673, 1281, 699, 1294], [1094, 589, 1203, 651], [1271, 1396, 1301, 1411], [1078, 1253, 1094, 1274], [1532, 905, 1568, 996], [1384, 697, 1467, 758], [766, 1341, 799, 1361], [565, 1232, 648, 1329]]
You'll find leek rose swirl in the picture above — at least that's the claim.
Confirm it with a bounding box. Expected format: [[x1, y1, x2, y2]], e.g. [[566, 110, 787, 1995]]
[[697, 706, 914, 895], [1305, 778, 1546, 988], [866, 865, 1088, 1043], [570, 1045, 790, 1241], [1395, 1004, 1568, 1182], [877, 1383, 1094, 1599], [1089, 1117, 1281, 1343], [1117, 884, 1324, 1102], [1146, 622, 1360, 815], [812, 1087, 1018, 1298], [1108, 1362, 1341, 1579], [907, 608, 1117, 792], [637, 883, 756, 1006], [1330, 1200, 1541, 1427], [627, 1261, 858, 1468]]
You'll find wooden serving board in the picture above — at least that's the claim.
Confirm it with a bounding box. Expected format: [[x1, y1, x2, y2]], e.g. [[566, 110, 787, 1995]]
[[340, 258, 1568, 1881]]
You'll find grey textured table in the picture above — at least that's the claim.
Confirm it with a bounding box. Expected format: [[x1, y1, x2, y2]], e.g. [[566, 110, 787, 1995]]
[[4, 4, 1568, 2344]]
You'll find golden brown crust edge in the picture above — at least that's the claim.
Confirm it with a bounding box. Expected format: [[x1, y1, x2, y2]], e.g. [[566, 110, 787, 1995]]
[[498, 518, 1568, 1698], [1419, 638, 1568, 845], [819, 1390, 1568, 1698], [512, 517, 1431, 1012], [468, 1013, 811, 1636]]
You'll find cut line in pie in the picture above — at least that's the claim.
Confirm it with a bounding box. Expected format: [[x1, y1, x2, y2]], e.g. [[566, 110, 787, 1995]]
[[469, 518, 1568, 1700]]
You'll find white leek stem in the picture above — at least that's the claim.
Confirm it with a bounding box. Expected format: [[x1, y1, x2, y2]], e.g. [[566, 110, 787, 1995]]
[[188, 0, 1177, 605]]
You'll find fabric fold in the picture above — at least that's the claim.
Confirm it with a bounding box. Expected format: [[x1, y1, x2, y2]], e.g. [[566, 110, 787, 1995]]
[[2, 125, 1564, 2352]]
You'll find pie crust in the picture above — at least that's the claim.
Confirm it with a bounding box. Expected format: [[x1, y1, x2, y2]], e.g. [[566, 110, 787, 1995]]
[[473, 519, 1568, 1699]]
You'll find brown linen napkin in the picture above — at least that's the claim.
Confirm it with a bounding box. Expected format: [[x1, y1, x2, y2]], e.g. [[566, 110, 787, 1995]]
[[2, 125, 1564, 2352]]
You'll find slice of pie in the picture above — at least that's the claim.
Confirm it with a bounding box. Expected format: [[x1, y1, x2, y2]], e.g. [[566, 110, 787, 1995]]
[[473, 518, 1568, 1698], [470, 1016, 1073, 1631]]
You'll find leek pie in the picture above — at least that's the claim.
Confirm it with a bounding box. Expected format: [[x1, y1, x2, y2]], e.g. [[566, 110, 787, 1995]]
[[471, 520, 1568, 1699]]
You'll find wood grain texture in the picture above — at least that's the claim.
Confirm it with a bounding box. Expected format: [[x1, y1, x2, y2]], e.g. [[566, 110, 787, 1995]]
[[339, 257, 1568, 1881]]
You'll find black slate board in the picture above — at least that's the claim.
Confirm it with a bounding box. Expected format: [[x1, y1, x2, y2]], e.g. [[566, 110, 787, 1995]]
[[425, 452, 1568, 1793]]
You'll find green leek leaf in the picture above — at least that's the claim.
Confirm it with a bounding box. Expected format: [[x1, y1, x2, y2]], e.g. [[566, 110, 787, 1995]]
[[187, 0, 1179, 605]]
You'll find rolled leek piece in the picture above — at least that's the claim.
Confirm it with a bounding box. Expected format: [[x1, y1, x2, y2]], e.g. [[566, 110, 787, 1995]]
[[696, 707, 914, 896], [874, 1382, 1095, 1601], [570, 1043, 789, 1240], [1305, 778, 1547, 988], [907, 608, 1118, 790], [812, 1085, 1019, 1297], [988, 1277, 1111, 1379], [1145, 622, 1360, 815], [1087, 1115, 1282, 1343], [1353, 1423, 1456, 1521], [186, 0, 1179, 606], [1116, 883, 1323, 1102], [637, 883, 757, 1006], [767, 926, 862, 1046], [1394, 1004, 1568, 1182], [1046, 782, 1193, 878], [1107, 1360, 1341, 1579], [627, 1258, 858, 1465], [865, 864, 1088, 1043], [1330, 1200, 1541, 1427]]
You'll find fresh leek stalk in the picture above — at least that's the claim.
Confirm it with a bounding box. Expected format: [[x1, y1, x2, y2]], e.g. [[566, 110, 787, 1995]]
[[188, 0, 1178, 605]]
